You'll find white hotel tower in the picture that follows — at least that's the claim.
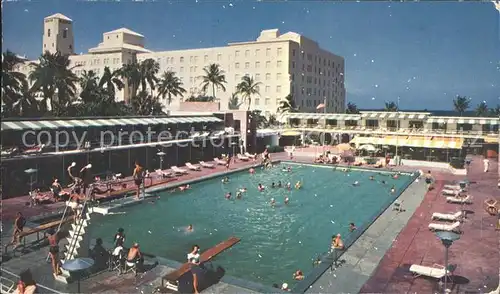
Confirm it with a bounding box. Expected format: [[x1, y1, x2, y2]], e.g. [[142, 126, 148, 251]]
[[16, 13, 346, 114]]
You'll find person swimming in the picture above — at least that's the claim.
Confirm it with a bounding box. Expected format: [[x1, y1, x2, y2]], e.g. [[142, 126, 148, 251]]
[[236, 191, 242, 199], [258, 184, 265, 191], [222, 177, 229, 184], [187, 224, 193, 232], [225, 192, 231, 199], [390, 186, 396, 194], [271, 182, 276, 188], [393, 174, 399, 179], [249, 168, 255, 174], [352, 181, 359, 186], [369, 176, 374, 181], [286, 182, 291, 190], [284, 197, 289, 205], [179, 184, 191, 191], [239, 187, 247, 193], [277, 181, 282, 188], [295, 181, 302, 189], [270, 198, 276, 206], [381, 180, 387, 185]]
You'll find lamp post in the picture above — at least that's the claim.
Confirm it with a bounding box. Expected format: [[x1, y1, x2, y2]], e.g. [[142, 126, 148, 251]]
[[435, 231, 460, 294], [395, 97, 400, 165], [157, 151, 166, 170], [24, 168, 38, 194]]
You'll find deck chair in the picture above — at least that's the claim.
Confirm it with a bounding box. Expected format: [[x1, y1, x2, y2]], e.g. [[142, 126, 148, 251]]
[[199, 161, 214, 168], [444, 184, 466, 190], [171, 166, 188, 174], [185, 163, 201, 171], [237, 154, 249, 161], [409, 264, 448, 280], [214, 158, 226, 165], [442, 189, 462, 196], [431, 211, 463, 221], [109, 246, 125, 273], [244, 152, 256, 159], [428, 221, 461, 233], [155, 169, 173, 179], [446, 195, 471, 204], [123, 260, 137, 276]]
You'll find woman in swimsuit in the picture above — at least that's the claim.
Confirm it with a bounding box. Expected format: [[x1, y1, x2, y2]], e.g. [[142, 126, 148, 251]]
[[133, 162, 144, 200]]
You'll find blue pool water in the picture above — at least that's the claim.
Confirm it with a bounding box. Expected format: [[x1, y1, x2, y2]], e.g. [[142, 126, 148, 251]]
[[89, 163, 415, 288]]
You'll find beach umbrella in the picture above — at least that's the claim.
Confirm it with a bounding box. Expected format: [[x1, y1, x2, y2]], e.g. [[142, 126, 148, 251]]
[[358, 144, 377, 152], [335, 143, 353, 152], [62, 258, 94, 293]]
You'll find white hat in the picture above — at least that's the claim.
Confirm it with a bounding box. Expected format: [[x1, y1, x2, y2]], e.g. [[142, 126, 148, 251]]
[[282, 283, 288, 289], [86, 164, 92, 169], [71, 162, 76, 167]]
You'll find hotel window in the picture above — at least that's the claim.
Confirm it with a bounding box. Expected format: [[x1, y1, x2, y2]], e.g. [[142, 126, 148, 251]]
[[217, 54, 222, 61], [255, 61, 260, 68], [265, 98, 271, 105], [180, 67, 184, 73], [277, 60, 282, 67], [180, 57, 184, 62], [266, 61, 271, 68], [63, 28, 67, 38], [307, 54, 312, 61], [235, 50, 240, 57], [265, 86, 270, 93], [266, 48, 271, 56], [190, 67, 193, 73], [235, 74, 240, 81], [277, 47, 283, 56], [235, 62, 240, 69], [255, 73, 261, 81], [204, 55, 208, 62], [255, 85, 260, 93], [255, 49, 260, 56], [301, 51, 305, 59], [301, 88, 305, 94], [292, 61, 295, 68], [255, 98, 260, 105], [194, 56, 198, 63], [245, 62, 250, 69], [190, 56, 194, 62], [265, 73, 271, 80], [245, 50, 250, 57], [276, 85, 282, 93], [189, 77, 193, 83], [292, 49, 296, 56], [276, 73, 282, 80], [291, 74, 295, 81], [47, 29, 51, 37], [194, 66, 198, 72]]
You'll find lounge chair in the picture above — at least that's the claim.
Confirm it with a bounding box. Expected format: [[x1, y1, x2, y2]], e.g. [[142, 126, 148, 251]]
[[199, 161, 215, 168], [155, 169, 173, 178], [185, 162, 201, 171], [245, 152, 256, 159], [214, 158, 226, 165], [431, 211, 463, 221], [409, 264, 448, 280], [171, 166, 188, 174], [444, 184, 466, 190], [446, 195, 471, 204], [484, 199, 498, 216], [237, 154, 249, 161], [428, 221, 461, 233], [442, 189, 462, 196]]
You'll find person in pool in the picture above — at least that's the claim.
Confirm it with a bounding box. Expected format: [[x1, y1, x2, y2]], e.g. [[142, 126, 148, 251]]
[[278, 181, 283, 188], [236, 191, 242, 199], [239, 187, 247, 193], [249, 168, 255, 174], [349, 223, 357, 232], [390, 185, 396, 194], [222, 177, 229, 184], [284, 197, 290, 205], [286, 182, 291, 190], [295, 181, 302, 189], [369, 176, 375, 181], [271, 182, 276, 188], [225, 192, 231, 199], [187, 224, 193, 232], [270, 198, 276, 206], [258, 184, 265, 191], [179, 184, 191, 192], [352, 181, 359, 186], [293, 270, 304, 281], [393, 173, 399, 179]]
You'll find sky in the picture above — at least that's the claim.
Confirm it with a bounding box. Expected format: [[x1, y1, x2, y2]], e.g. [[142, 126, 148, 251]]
[[3, 0, 500, 111]]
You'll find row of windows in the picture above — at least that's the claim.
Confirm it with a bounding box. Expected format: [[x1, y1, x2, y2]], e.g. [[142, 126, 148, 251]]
[[291, 49, 338, 69], [46, 28, 69, 38]]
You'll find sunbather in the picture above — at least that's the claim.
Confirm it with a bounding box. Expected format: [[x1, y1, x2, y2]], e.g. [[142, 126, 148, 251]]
[[485, 199, 498, 215]]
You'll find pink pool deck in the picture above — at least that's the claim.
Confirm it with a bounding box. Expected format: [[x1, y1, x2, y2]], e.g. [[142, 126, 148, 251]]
[[1, 155, 279, 222], [361, 156, 499, 293]]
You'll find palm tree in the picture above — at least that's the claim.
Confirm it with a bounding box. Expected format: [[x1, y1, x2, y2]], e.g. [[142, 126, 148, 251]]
[[345, 102, 359, 114], [489, 105, 500, 117], [267, 114, 278, 127], [200, 64, 227, 100], [453, 95, 470, 116], [98, 66, 124, 99], [131, 90, 164, 115], [78, 70, 100, 103], [228, 93, 242, 110], [157, 70, 186, 106], [277, 94, 297, 113], [10, 79, 39, 117], [475, 102, 488, 116], [117, 62, 142, 102], [29, 51, 78, 113], [236, 75, 261, 111], [1, 51, 29, 116], [384, 101, 398, 111], [139, 58, 160, 94]]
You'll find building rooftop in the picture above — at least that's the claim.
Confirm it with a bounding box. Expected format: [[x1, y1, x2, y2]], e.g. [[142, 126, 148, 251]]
[[44, 13, 72, 22], [105, 28, 144, 37]]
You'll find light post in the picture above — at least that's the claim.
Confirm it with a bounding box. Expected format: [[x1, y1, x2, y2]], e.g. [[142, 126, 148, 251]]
[[157, 151, 166, 170], [395, 97, 400, 165], [24, 168, 38, 194], [435, 231, 460, 294]]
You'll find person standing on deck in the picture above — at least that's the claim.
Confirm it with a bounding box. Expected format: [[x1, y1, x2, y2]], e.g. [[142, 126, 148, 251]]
[[188, 245, 203, 294], [133, 162, 144, 200], [483, 158, 489, 173], [4, 212, 26, 252]]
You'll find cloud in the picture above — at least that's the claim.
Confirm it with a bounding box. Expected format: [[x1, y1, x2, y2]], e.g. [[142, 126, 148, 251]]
[[24, 9, 29, 12]]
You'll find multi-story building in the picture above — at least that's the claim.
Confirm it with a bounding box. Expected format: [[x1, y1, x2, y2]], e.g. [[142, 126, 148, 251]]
[[14, 13, 345, 115]]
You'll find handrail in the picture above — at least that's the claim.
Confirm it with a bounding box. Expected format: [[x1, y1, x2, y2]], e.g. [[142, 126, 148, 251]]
[[66, 183, 93, 261], [45, 197, 71, 262], [1, 268, 64, 294]]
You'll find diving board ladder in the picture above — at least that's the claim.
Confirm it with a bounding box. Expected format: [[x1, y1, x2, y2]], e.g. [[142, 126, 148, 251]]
[[56, 184, 94, 284]]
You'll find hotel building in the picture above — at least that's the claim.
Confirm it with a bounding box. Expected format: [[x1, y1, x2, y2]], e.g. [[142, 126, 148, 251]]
[[14, 13, 345, 115]]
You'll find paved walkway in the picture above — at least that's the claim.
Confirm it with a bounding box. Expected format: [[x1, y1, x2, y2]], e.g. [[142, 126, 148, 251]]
[[360, 156, 499, 293]]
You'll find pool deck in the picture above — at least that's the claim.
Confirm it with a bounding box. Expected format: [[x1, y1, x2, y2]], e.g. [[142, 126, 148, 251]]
[[2, 153, 498, 294]]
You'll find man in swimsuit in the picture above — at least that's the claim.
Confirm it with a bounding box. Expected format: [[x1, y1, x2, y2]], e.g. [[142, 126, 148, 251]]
[[330, 234, 344, 269], [425, 170, 433, 190], [5, 212, 26, 252], [188, 245, 203, 294], [127, 243, 143, 273], [51, 178, 63, 202], [133, 162, 144, 200]]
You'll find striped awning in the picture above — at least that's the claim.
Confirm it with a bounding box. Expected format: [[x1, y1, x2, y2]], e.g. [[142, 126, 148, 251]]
[[0, 116, 223, 131], [350, 135, 464, 149], [285, 113, 361, 121]]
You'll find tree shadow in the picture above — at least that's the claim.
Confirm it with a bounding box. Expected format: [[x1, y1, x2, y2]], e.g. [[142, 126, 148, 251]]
[[177, 262, 226, 294]]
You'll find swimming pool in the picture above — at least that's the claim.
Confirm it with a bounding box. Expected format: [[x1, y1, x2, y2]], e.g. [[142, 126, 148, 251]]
[[89, 162, 416, 289]]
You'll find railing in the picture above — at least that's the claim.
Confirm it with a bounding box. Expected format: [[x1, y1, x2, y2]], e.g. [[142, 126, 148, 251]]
[[1, 268, 64, 294], [45, 202, 72, 262]]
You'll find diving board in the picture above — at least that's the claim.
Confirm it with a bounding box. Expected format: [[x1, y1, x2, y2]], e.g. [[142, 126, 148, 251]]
[[161, 236, 241, 291]]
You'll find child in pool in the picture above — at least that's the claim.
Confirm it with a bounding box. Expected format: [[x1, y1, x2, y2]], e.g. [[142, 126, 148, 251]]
[[258, 184, 265, 191], [225, 192, 231, 199]]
